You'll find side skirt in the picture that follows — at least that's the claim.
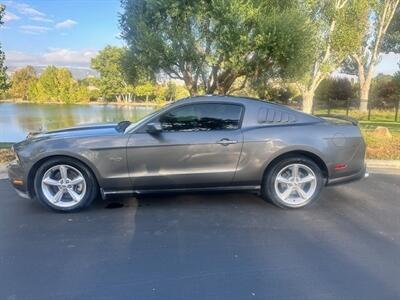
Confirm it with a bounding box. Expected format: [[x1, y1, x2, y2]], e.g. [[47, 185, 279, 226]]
[[100, 185, 261, 200]]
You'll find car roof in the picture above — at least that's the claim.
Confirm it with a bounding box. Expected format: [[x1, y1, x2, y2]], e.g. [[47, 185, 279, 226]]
[[176, 95, 270, 105], [174, 95, 291, 110]]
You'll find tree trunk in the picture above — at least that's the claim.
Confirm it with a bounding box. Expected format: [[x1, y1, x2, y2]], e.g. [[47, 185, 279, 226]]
[[302, 90, 315, 114], [359, 84, 370, 113]]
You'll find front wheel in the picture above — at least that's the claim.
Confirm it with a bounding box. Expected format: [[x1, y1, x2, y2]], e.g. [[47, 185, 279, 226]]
[[34, 158, 98, 212], [262, 156, 324, 208]]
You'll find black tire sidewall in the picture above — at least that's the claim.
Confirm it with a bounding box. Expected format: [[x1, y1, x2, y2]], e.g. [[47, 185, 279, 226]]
[[34, 157, 97, 212], [263, 156, 324, 209]]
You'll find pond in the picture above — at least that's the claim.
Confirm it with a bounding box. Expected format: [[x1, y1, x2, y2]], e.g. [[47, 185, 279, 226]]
[[0, 103, 156, 143]]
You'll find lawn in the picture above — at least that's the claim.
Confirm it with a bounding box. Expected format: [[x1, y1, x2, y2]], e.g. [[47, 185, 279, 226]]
[[315, 108, 399, 123]]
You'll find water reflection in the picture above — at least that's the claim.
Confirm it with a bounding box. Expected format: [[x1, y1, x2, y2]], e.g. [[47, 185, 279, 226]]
[[0, 103, 156, 142]]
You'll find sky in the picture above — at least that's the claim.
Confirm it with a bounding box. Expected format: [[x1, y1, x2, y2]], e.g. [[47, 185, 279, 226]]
[[1, 0, 123, 69], [0, 0, 399, 75]]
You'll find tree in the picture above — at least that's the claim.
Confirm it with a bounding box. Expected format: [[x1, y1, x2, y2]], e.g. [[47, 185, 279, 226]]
[[382, 5, 400, 53], [9, 66, 37, 100], [0, 4, 10, 94], [91, 46, 133, 102], [349, 0, 399, 112], [28, 66, 88, 103], [295, 0, 368, 113], [120, 0, 315, 96], [134, 81, 153, 102], [315, 77, 354, 110], [164, 81, 177, 102], [371, 74, 398, 108]]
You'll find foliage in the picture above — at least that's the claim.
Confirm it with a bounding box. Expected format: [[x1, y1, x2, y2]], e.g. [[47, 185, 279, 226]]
[[134, 81, 153, 102], [370, 74, 400, 108], [0, 4, 10, 94], [382, 4, 400, 53], [91, 46, 130, 101], [27, 66, 89, 104], [348, 0, 399, 112], [295, 0, 369, 113], [315, 77, 355, 105], [120, 0, 316, 96], [9, 66, 37, 100]]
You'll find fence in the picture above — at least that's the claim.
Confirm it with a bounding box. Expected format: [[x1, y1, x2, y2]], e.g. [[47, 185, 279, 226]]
[[311, 98, 400, 122]]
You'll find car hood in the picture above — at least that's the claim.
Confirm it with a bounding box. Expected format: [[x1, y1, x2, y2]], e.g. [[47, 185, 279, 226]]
[[20, 122, 131, 145]]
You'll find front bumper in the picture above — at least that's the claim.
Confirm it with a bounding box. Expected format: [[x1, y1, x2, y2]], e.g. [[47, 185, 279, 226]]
[[326, 164, 368, 186], [8, 161, 30, 198]]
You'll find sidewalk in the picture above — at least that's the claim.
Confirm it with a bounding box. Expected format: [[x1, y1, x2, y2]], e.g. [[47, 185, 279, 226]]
[[1, 160, 400, 180], [0, 163, 7, 179]]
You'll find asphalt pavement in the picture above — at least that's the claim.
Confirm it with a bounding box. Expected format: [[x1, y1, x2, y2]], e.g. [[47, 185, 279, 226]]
[[0, 172, 400, 300]]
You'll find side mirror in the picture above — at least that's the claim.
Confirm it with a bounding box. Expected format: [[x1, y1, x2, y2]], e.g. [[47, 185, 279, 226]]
[[146, 122, 162, 134]]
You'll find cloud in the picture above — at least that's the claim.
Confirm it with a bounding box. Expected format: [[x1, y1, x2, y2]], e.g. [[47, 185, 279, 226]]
[[3, 11, 20, 22], [19, 25, 52, 34], [4, 1, 53, 23], [5, 1, 46, 17], [55, 19, 77, 29], [5, 48, 98, 68], [4, 51, 36, 64], [30, 16, 54, 23]]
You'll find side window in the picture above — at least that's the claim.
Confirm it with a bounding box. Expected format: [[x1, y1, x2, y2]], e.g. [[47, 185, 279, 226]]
[[159, 103, 243, 132]]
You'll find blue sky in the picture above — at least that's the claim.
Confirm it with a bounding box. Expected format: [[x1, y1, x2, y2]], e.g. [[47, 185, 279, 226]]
[[1, 0, 123, 68], [1, 0, 399, 75]]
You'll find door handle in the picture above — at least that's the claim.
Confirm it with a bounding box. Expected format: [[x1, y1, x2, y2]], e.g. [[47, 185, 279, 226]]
[[217, 138, 238, 146]]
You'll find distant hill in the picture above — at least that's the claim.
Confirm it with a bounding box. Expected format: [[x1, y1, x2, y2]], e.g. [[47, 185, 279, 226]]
[[6, 65, 99, 80]]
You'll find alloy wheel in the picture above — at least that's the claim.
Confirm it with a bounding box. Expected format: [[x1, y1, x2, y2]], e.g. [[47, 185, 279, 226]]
[[274, 163, 317, 207], [41, 164, 87, 208]]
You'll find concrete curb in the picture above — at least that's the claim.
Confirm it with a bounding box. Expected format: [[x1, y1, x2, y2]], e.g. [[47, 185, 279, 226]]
[[1, 160, 400, 180], [366, 159, 400, 170], [0, 163, 8, 180]]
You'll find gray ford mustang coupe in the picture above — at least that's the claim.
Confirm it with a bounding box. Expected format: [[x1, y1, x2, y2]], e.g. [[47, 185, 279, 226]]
[[8, 96, 368, 212]]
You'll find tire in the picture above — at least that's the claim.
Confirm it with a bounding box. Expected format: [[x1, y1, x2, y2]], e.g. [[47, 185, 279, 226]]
[[34, 157, 98, 212], [261, 155, 324, 209]]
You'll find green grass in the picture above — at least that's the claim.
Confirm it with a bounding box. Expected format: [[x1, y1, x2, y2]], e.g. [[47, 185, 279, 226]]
[[0, 142, 14, 149], [315, 109, 399, 123]]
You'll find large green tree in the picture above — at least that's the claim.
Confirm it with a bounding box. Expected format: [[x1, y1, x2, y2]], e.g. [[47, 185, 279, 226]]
[[120, 0, 315, 96], [294, 0, 368, 113], [349, 0, 399, 112], [91, 46, 135, 102], [9, 66, 37, 100], [29, 66, 88, 103], [0, 4, 10, 94]]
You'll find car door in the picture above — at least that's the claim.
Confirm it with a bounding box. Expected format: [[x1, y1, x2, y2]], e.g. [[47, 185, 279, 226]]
[[126, 102, 244, 189]]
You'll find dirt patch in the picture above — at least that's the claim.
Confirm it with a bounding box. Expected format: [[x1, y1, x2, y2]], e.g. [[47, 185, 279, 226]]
[[0, 149, 14, 163]]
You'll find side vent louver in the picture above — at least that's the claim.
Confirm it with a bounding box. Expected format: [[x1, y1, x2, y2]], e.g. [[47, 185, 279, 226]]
[[258, 108, 296, 124]]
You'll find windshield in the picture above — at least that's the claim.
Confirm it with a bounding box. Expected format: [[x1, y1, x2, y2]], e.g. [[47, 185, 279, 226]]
[[124, 103, 172, 133]]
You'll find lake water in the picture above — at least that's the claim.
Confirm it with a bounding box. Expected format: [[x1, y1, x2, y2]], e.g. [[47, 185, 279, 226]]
[[0, 103, 156, 143]]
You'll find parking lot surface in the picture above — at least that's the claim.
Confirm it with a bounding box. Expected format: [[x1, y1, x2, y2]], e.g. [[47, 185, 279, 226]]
[[1, 173, 400, 300]]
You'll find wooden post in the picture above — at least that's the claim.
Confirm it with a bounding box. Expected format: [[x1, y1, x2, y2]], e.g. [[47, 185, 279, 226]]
[[368, 100, 372, 121], [311, 98, 315, 115], [346, 98, 350, 116], [327, 98, 331, 115], [395, 99, 399, 122]]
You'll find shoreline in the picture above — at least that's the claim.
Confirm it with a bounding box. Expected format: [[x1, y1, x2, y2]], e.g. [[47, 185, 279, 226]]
[[0, 99, 163, 107]]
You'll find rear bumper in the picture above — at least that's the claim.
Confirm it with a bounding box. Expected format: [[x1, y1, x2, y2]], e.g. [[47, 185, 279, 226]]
[[326, 164, 368, 186]]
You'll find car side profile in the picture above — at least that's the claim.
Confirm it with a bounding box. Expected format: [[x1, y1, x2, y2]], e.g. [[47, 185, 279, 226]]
[[8, 96, 368, 212]]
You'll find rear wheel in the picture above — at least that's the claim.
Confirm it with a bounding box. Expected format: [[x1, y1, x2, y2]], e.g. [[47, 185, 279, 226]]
[[34, 158, 98, 212], [262, 156, 324, 208]]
